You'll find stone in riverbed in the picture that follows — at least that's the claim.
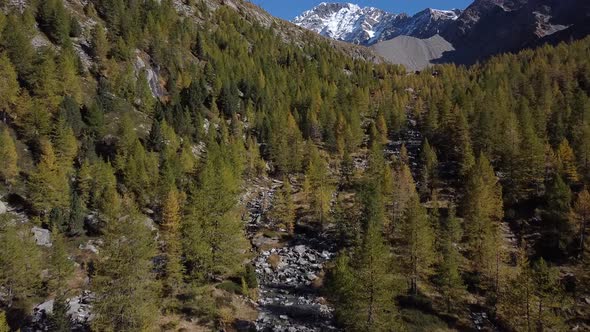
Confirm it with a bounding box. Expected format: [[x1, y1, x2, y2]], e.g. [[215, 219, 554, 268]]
[[294, 245, 306, 254]]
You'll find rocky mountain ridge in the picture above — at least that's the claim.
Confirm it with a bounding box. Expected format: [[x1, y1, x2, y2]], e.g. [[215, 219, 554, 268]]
[[293, 2, 461, 46], [296, 0, 590, 68]]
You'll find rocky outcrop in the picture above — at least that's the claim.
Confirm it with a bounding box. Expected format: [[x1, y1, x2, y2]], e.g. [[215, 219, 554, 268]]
[[31, 291, 94, 330], [31, 227, 52, 247], [0, 200, 7, 215]]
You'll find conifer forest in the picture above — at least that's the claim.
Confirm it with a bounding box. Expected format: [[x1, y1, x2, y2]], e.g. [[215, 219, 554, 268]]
[[0, 0, 589, 331]]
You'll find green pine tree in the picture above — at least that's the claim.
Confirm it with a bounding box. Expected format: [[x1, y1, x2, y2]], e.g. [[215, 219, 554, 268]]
[[92, 198, 158, 330], [268, 178, 296, 233], [49, 296, 72, 332], [331, 182, 403, 331], [161, 189, 184, 298], [462, 154, 503, 276], [0, 311, 9, 332], [0, 128, 18, 185], [436, 207, 465, 312], [0, 223, 42, 308], [183, 139, 249, 279], [400, 197, 435, 295], [28, 139, 70, 214]]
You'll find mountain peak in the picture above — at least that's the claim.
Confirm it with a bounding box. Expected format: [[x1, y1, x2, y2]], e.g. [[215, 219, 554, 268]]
[[293, 2, 461, 45], [293, 2, 395, 44]]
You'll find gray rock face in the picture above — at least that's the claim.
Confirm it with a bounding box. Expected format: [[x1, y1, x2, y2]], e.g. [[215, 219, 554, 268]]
[[371, 34, 455, 71], [31, 227, 52, 247], [134, 51, 165, 98], [0, 200, 7, 215], [440, 0, 590, 65]]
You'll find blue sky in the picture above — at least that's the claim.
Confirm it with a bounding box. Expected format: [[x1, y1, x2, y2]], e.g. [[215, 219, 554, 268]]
[[257, 1, 473, 20]]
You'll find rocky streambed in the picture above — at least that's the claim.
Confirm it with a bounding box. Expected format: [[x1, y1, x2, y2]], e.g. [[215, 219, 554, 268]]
[[243, 181, 340, 332]]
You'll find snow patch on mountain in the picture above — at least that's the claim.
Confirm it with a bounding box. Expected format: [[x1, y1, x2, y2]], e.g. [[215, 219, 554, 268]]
[[293, 3, 462, 45]]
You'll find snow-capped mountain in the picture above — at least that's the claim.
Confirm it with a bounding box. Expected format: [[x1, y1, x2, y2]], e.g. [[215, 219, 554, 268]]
[[293, 2, 462, 45]]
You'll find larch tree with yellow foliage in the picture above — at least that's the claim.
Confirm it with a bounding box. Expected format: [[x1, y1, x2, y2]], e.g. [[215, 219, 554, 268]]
[[161, 189, 184, 298], [0, 128, 19, 185], [28, 139, 70, 214], [557, 139, 579, 184], [573, 189, 590, 258]]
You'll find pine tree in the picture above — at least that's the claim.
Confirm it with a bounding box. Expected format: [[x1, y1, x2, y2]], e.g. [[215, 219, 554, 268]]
[[269, 112, 304, 174], [38, 0, 71, 45], [436, 207, 465, 312], [92, 198, 158, 330], [90, 23, 109, 64], [0, 311, 8, 332], [0, 223, 42, 308], [244, 136, 265, 178], [556, 139, 579, 183], [531, 259, 565, 331], [399, 143, 409, 166], [306, 144, 332, 225], [462, 154, 503, 275], [77, 159, 92, 204], [52, 116, 79, 173], [451, 107, 475, 177], [161, 189, 184, 298], [366, 143, 392, 199], [49, 296, 72, 332], [419, 138, 438, 197], [0, 54, 20, 117], [183, 139, 249, 279], [48, 231, 74, 295], [2, 15, 34, 81], [68, 191, 85, 236], [0, 128, 18, 185], [59, 48, 83, 103], [542, 174, 573, 254], [59, 96, 83, 136], [517, 109, 545, 199], [400, 196, 435, 295], [574, 189, 590, 258], [28, 139, 70, 214], [389, 164, 418, 234], [331, 182, 403, 331], [334, 195, 363, 248], [498, 247, 534, 331], [268, 178, 296, 233], [30, 49, 62, 112], [375, 112, 388, 144]]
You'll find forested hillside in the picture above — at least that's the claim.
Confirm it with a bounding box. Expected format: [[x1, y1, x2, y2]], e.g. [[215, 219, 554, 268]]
[[0, 0, 589, 331]]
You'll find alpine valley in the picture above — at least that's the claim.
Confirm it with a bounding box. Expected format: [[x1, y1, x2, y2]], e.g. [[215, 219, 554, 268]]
[[0, 0, 590, 331]]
